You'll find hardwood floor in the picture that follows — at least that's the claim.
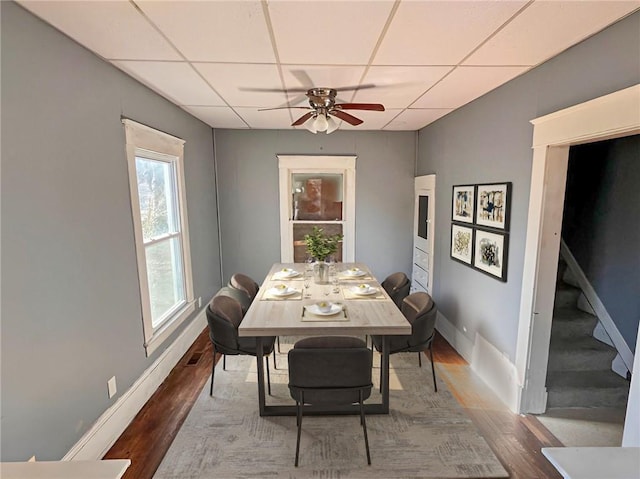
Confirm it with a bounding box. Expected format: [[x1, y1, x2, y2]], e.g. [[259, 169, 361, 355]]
[[104, 330, 563, 478]]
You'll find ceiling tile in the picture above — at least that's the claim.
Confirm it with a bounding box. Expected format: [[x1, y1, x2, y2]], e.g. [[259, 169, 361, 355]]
[[18, 0, 181, 60], [235, 107, 295, 129], [412, 66, 529, 109], [268, 1, 395, 64], [183, 106, 249, 129], [385, 109, 454, 130], [280, 66, 368, 101], [355, 66, 454, 108], [374, 1, 528, 65], [194, 63, 287, 107], [113, 61, 225, 106], [136, 1, 275, 63], [464, 1, 640, 66]]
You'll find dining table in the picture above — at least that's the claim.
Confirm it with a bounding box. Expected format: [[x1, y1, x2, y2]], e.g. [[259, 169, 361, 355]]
[[238, 262, 411, 417]]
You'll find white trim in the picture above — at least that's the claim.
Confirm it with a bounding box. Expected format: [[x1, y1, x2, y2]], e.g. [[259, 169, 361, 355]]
[[560, 240, 633, 372], [277, 155, 356, 262], [413, 175, 436, 294], [122, 119, 195, 356], [436, 312, 520, 412], [517, 84, 640, 414], [63, 311, 207, 461]]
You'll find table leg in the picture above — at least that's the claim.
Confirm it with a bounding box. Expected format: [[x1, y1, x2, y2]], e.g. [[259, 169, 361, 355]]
[[381, 336, 390, 413], [255, 337, 266, 416]]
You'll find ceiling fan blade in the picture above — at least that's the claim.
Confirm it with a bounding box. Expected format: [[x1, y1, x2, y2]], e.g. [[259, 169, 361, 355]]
[[332, 83, 377, 92], [335, 103, 385, 111], [330, 110, 363, 126], [292, 111, 315, 126], [258, 106, 312, 111]]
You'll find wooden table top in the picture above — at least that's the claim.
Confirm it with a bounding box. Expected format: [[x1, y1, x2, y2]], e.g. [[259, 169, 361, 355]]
[[238, 263, 411, 337]]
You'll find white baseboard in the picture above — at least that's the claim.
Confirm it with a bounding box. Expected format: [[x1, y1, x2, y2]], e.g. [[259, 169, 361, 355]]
[[63, 310, 207, 461], [436, 312, 520, 413]]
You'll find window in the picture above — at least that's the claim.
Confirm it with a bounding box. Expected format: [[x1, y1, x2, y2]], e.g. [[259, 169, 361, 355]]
[[278, 156, 356, 262], [123, 119, 195, 356]]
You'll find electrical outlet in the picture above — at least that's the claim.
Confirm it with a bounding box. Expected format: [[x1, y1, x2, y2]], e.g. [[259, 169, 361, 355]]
[[198, 297, 202, 308], [107, 376, 117, 399]]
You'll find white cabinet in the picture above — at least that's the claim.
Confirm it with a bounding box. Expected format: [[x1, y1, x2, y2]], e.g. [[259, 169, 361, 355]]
[[412, 175, 435, 295]]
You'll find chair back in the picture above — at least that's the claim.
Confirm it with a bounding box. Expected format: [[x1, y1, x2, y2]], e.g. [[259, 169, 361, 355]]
[[401, 292, 437, 348], [206, 295, 243, 352], [288, 336, 372, 405], [229, 273, 259, 301], [381, 272, 410, 309], [216, 286, 251, 314]]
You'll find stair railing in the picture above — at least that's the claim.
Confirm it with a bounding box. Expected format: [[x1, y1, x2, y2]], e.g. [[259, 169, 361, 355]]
[[559, 239, 634, 376]]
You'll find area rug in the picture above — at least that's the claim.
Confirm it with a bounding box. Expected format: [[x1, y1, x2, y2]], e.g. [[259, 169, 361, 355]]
[[154, 339, 508, 478]]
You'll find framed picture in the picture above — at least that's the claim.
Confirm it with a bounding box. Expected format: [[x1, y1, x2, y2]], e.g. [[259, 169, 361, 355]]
[[451, 224, 474, 265], [452, 185, 475, 223], [473, 229, 508, 281], [476, 182, 511, 230]]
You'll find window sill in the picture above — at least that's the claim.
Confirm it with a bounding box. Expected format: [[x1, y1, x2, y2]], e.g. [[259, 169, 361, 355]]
[[144, 301, 196, 356]]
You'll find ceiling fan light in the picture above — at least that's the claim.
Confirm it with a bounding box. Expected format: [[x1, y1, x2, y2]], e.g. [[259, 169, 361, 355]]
[[326, 115, 339, 134], [304, 116, 318, 134], [314, 114, 328, 132]]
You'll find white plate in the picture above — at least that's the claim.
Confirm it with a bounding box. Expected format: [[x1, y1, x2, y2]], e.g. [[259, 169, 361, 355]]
[[306, 303, 343, 316], [270, 287, 297, 297], [351, 286, 377, 296], [274, 269, 300, 278], [344, 269, 366, 277]]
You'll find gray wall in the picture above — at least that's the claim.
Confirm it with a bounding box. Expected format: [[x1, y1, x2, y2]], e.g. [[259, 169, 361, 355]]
[[563, 136, 640, 353], [416, 11, 640, 362], [1, 2, 221, 461], [214, 130, 416, 284]]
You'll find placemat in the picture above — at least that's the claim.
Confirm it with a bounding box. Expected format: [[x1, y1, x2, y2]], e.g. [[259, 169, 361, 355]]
[[342, 287, 386, 300]]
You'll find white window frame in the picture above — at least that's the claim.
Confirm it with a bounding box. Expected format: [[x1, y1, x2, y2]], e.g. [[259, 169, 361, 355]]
[[123, 119, 195, 356], [277, 155, 356, 262]]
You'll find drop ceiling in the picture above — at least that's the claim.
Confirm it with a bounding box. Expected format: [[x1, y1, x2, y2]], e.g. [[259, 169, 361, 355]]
[[18, 1, 639, 132]]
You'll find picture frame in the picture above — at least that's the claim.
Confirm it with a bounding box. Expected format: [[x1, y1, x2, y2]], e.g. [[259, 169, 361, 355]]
[[476, 182, 511, 230], [473, 228, 508, 282], [451, 224, 474, 265], [452, 184, 476, 224]]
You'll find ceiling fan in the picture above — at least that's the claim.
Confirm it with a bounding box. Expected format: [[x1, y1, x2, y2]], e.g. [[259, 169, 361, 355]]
[[259, 87, 385, 134]]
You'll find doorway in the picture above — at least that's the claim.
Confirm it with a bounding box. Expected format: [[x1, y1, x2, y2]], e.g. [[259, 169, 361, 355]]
[[516, 85, 640, 419]]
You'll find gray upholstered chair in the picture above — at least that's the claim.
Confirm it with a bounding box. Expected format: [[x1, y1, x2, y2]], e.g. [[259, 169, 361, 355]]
[[206, 295, 276, 396], [381, 272, 411, 309], [288, 336, 373, 467], [229, 273, 260, 301], [215, 285, 252, 313], [371, 291, 438, 392], [213, 286, 273, 369], [229, 272, 284, 354]]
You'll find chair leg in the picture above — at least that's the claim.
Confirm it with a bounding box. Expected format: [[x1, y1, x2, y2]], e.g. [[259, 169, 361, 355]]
[[210, 346, 216, 396], [360, 390, 371, 465], [273, 348, 278, 370], [266, 355, 272, 396], [295, 394, 304, 467], [418, 351, 422, 367], [429, 344, 438, 392], [223, 354, 226, 370], [277, 336, 281, 353]]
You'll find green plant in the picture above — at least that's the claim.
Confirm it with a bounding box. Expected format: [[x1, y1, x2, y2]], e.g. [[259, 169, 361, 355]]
[[304, 226, 343, 261]]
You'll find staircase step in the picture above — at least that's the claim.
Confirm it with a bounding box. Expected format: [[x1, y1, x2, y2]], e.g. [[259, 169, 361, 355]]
[[554, 283, 582, 308], [547, 336, 617, 372], [550, 307, 598, 338], [546, 370, 630, 408]]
